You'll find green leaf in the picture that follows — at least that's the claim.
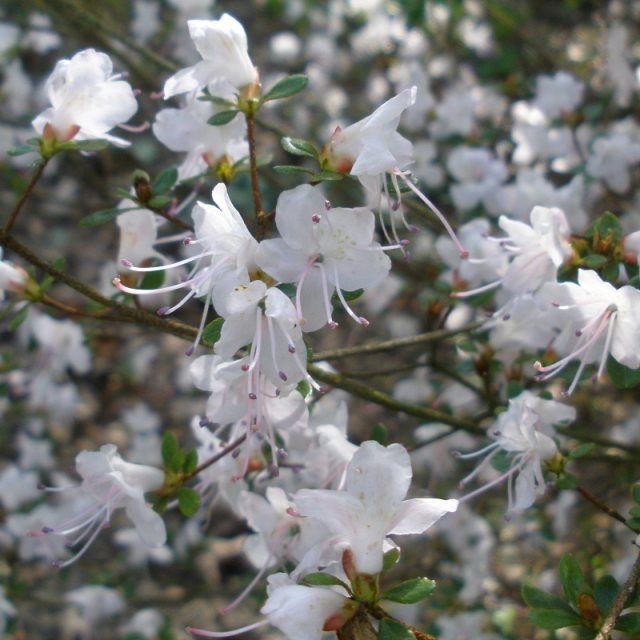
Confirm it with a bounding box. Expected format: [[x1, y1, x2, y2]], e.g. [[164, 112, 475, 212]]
[[302, 572, 350, 591], [336, 288, 364, 302], [198, 94, 236, 108], [183, 450, 198, 475], [560, 554, 589, 607], [261, 74, 308, 102], [378, 618, 415, 640], [382, 578, 436, 604], [281, 136, 319, 159], [152, 168, 178, 195], [152, 495, 170, 514], [382, 548, 401, 574], [139, 268, 165, 291], [594, 575, 619, 616], [556, 473, 579, 490], [569, 443, 595, 459], [7, 142, 39, 157], [208, 110, 239, 126], [607, 356, 640, 389], [585, 211, 623, 244], [369, 423, 389, 446], [522, 584, 575, 612], [201, 317, 224, 347], [277, 283, 297, 298], [161, 432, 181, 472], [79, 206, 139, 228], [616, 612, 640, 633], [148, 195, 173, 209], [310, 170, 345, 182], [529, 609, 583, 630], [177, 487, 201, 517], [273, 164, 316, 175], [296, 380, 312, 398], [631, 483, 640, 504], [506, 381, 524, 399], [8, 304, 29, 331], [57, 139, 109, 152], [580, 254, 608, 269]]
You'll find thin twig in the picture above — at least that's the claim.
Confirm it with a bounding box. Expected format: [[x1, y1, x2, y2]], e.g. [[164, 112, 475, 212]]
[[308, 364, 484, 434], [576, 486, 640, 533], [0, 231, 197, 343], [594, 548, 640, 640], [4, 159, 49, 234], [311, 321, 484, 362], [245, 111, 267, 240], [185, 433, 248, 481]]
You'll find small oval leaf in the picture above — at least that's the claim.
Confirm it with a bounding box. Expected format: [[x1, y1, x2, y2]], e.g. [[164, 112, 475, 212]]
[[262, 74, 308, 102], [152, 167, 178, 195], [382, 577, 436, 604], [208, 110, 240, 126], [178, 487, 201, 517], [281, 136, 319, 158]]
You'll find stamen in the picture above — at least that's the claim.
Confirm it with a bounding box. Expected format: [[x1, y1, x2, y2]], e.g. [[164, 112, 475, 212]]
[[395, 169, 468, 258], [187, 619, 270, 638]]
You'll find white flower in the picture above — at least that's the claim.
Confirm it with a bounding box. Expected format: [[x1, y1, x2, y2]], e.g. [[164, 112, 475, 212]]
[[187, 572, 350, 640], [446, 146, 508, 214], [32, 49, 137, 146], [458, 391, 575, 511], [153, 90, 248, 180], [256, 184, 391, 331], [65, 586, 125, 627], [116, 183, 259, 350], [586, 132, 640, 194], [328, 87, 416, 180], [32, 444, 165, 567], [118, 609, 164, 640], [533, 71, 585, 119], [261, 573, 350, 640], [163, 14, 257, 98], [536, 269, 640, 394], [454, 206, 573, 313], [294, 441, 458, 575]]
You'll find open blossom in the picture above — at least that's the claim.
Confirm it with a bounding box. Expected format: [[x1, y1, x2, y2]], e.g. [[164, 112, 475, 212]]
[[116, 183, 259, 351], [31, 444, 165, 567], [326, 87, 416, 188], [585, 132, 640, 194], [458, 391, 575, 511], [454, 206, 573, 313], [163, 14, 258, 98], [293, 441, 458, 575], [533, 71, 584, 119], [153, 90, 248, 180], [256, 184, 391, 332], [188, 572, 350, 640], [32, 49, 138, 146], [535, 269, 640, 394], [446, 146, 508, 215]]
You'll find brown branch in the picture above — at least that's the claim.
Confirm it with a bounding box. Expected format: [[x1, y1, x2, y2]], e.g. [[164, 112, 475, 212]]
[[308, 363, 484, 435], [310, 321, 484, 362], [594, 548, 640, 640], [4, 159, 49, 234], [576, 486, 639, 533], [0, 231, 197, 343], [245, 110, 267, 240], [184, 433, 247, 482]]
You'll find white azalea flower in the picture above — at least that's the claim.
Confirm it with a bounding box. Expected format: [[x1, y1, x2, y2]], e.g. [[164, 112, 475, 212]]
[[32, 49, 138, 146], [458, 391, 575, 511], [536, 269, 640, 394], [31, 444, 165, 567], [256, 184, 392, 331], [294, 441, 457, 575], [163, 14, 258, 98]]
